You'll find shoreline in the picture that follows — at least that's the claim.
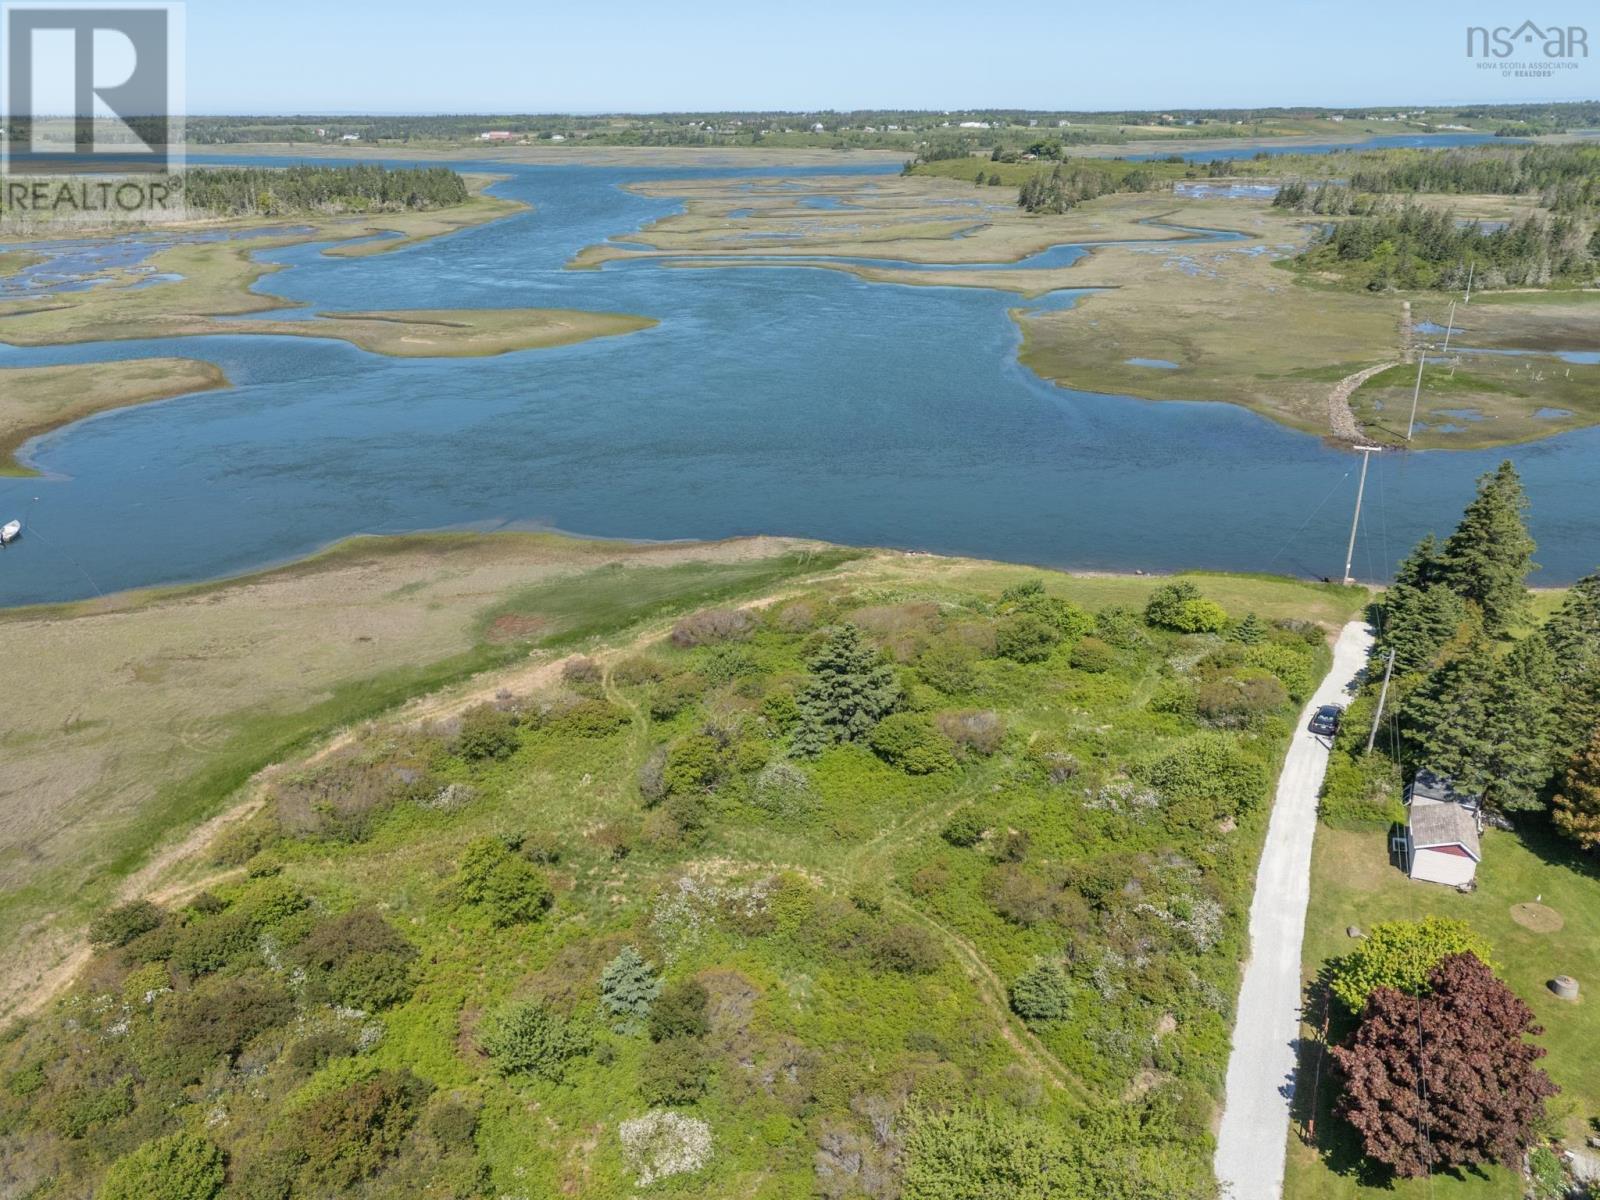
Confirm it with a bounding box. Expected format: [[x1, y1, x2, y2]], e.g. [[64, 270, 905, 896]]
[[2, 526, 1376, 619]]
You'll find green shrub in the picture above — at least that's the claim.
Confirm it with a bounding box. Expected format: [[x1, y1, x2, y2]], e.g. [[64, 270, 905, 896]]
[[1026, 734, 1080, 783], [941, 808, 988, 847], [1243, 642, 1317, 701], [1329, 917, 1495, 1013], [995, 612, 1059, 663], [700, 643, 761, 683], [209, 815, 283, 868], [549, 698, 630, 738], [868, 713, 957, 775], [1095, 605, 1149, 649], [640, 1037, 712, 1105], [89, 900, 165, 947], [454, 703, 520, 761], [1010, 960, 1073, 1022], [1319, 750, 1403, 826], [649, 674, 704, 720], [612, 655, 666, 685], [101, 1133, 225, 1200], [1171, 598, 1231, 634], [289, 1029, 358, 1072], [479, 1000, 592, 1081], [1194, 672, 1289, 728], [293, 909, 418, 1011], [867, 924, 942, 974], [649, 979, 710, 1042], [984, 865, 1056, 926], [917, 638, 979, 694], [762, 687, 800, 732], [157, 972, 295, 1081], [425, 1098, 479, 1150], [1144, 733, 1270, 820], [999, 581, 1095, 639], [751, 760, 816, 820], [664, 733, 726, 795], [1070, 636, 1116, 673], [1144, 580, 1203, 629], [457, 838, 553, 927], [170, 910, 260, 977], [289, 1069, 432, 1190]]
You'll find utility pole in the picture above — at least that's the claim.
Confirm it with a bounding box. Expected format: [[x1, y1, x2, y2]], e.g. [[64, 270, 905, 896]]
[[1440, 301, 1456, 355], [1343, 446, 1382, 586], [1406, 348, 1428, 441], [1464, 260, 1475, 305], [1366, 647, 1397, 753]]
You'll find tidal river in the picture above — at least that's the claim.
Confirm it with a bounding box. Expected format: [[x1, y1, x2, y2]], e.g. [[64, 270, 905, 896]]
[[2, 146, 1597, 606]]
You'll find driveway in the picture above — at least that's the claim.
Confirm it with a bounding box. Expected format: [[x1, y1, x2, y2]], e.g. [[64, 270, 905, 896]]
[[1213, 620, 1374, 1200]]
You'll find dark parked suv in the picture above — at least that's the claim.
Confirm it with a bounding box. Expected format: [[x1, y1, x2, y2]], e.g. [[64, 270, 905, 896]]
[[1308, 704, 1342, 737]]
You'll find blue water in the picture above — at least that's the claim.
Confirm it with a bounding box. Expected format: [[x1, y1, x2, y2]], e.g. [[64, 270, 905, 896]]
[[3, 150, 1600, 607], [1126, 357, 1180, 369]]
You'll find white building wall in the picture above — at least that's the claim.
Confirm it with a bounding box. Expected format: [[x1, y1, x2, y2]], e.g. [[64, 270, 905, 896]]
[[1409, 847, 1477, 887]]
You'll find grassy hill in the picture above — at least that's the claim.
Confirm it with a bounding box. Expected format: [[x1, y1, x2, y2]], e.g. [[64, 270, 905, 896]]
[[0, 542, 1365, 1199]]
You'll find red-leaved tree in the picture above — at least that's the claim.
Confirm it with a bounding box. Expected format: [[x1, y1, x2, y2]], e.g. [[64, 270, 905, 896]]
[[1331, 952, 1557, 1178]]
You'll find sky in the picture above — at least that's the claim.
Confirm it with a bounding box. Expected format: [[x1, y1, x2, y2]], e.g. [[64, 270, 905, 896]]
[[181, 0, 1597, 113]]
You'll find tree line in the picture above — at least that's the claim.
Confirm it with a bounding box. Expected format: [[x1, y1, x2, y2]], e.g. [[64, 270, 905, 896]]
[[1289, 200, 1598, 291], [1275, 145, 1600, 214], [1359, 461, 1600, 837], [1016, 162, 1162, 214], [178, 165, 470, 216]]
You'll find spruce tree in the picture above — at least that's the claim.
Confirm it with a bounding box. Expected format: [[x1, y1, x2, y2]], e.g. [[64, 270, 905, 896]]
[[1379, 583, 1470, 674], [1440, 461, 1537, 637], [599, 945, 662, 1032], [1404, 637, 1553, 809], [792, 624, 902, 757], [1553, 725, 1600, 851], [1542, 570, 1600, 758]]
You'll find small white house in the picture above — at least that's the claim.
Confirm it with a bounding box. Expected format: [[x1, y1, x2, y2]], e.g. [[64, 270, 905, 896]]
[[1393, 769, 1483, 887]]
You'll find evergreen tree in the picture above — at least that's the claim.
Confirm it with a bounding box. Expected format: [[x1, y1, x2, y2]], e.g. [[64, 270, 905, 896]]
[[791, 625, 902, 756], [599, 945, 662, 1032], [1541, 569, 1600, 757], [1404, 636, 1553, 809], [1228, 612, 1267, 645], [1553, 725, 1600, 850], [1378, 583, 1470, 674], [1439, 461, 1537, 637]]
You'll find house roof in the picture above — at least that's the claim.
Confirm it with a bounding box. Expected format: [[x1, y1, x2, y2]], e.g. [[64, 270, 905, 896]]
[[1409, 802, 1482, 861], [1407, 768, 1482, 809]]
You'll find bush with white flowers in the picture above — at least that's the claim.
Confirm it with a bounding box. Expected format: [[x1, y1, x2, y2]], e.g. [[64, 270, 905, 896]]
[[619, 1109, 712, 1185]]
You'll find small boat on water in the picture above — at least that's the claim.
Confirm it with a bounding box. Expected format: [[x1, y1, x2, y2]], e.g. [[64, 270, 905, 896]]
[[0, 519, 20, 546]]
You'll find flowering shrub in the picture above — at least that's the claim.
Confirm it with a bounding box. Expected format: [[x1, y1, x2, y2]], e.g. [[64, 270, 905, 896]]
[[619, 1109, 713, 1185]]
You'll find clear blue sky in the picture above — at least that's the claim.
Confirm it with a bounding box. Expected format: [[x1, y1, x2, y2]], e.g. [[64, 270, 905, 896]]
[[187, 0, 1597, 113]]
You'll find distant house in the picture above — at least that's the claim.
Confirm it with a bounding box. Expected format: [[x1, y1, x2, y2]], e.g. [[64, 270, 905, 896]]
[[339, 134, 360, 142], [478, 131, 515, 141], [1393, 769, 1484, 887]]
